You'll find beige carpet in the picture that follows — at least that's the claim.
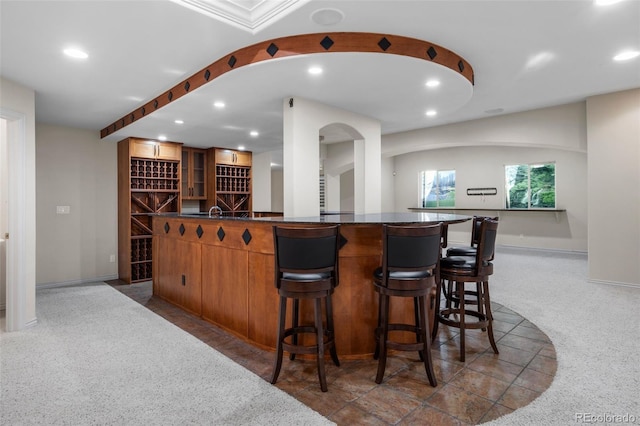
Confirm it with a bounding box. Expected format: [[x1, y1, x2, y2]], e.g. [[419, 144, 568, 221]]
[[485, 248, 640, 425], [0, 284, 333, 425]]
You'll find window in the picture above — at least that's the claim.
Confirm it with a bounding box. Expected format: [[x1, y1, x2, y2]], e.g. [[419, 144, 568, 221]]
[[505, 163, 556, 209], [420, 170, 456, 207]]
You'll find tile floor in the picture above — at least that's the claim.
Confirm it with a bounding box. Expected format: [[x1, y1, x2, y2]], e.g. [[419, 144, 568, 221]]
[[108, 280, 556, 425]]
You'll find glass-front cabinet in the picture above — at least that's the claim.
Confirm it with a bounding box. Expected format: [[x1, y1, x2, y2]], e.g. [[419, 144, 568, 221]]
[[181, 148, 207, 200]]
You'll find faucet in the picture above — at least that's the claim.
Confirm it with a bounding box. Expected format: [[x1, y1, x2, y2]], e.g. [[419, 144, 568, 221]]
[[208, 205, 223, 217]]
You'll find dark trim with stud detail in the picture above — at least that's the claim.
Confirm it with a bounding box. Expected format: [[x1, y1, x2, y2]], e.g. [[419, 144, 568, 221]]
[[100, 32, 473, 138]]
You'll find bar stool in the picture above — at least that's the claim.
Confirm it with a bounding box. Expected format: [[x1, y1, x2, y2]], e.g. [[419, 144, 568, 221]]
[[373, 223, 442, 386], [446, 216, 498, 256], [442, 216, 498, 316], [270, 225, 341, 392], [435, 218, 499, 362]]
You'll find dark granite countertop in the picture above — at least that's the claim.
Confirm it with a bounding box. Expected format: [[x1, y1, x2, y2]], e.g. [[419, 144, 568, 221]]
[[166, 212, 471, 225]]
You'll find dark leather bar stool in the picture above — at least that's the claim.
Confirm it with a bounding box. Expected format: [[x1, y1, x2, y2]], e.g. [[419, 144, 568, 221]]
[[373, 223, 442, 386], [442, 216, 498, 315], [270, 225, 341, 392], [446, 216, 498, 256], [435, 218, 499, 362]]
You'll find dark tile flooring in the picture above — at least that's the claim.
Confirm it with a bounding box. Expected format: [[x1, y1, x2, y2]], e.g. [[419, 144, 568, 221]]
[[108, 280, 556, 425]]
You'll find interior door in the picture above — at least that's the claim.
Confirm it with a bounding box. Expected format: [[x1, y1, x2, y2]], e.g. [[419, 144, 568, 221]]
[[0, 118, 7, 313]]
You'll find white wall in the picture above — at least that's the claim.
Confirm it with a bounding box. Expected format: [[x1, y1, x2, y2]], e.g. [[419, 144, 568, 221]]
[[384, 102, 589, 252], [270, 169, 283, 213], [392, 145, 587, 251], [35, 123, 118, 286], [383, 102, 587, 157], [586, 89, 640, 286]]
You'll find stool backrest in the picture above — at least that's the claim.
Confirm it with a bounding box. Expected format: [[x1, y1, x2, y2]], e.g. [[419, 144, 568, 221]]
[[273, 225, 340, 275], [471, 216, 499, 247], [383, 223, 443, 274], [476, 218, 499, 265]]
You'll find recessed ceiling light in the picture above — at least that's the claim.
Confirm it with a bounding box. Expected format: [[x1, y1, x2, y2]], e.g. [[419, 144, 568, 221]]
[[238, 146, 246, 151], [249, 131, 259, 137], [613, 50, 640, 61], [308, 66, 323, 75], [425, 110, 437, 117], [158, 135, 167, 141], [214, 101, 225, 108], [63, 48, 88, 59], [174, 119, 184, 124], [425, 79, 440, 88]]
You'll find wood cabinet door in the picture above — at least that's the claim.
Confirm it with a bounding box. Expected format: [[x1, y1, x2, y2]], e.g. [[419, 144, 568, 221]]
[[215, 149, 251, 166], [234, 151, 252, 166], [155, 236, 202, 315], [182, 148, 207, 200], [130, 139, 182, 161], [156, 143, 182, 161], [130, 139, 157, 159], [215, 149, 236, 165], [201, 245, 248, 336]]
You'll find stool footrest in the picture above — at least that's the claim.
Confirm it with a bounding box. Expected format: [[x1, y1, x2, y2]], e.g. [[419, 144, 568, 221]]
[[437, 308, 489, 330], [281, 326, 335, 355]]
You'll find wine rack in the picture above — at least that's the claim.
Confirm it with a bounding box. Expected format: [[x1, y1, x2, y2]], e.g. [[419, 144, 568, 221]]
[[215, 164, 251, 216], [129, 158, 179, 281], [118, 137, 182, 284]]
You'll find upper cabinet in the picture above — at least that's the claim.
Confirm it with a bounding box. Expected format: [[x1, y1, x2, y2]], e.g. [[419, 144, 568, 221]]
[[215, 149, 252, 167], [181, 148, 207, 200], [129, 138, 182, 161]]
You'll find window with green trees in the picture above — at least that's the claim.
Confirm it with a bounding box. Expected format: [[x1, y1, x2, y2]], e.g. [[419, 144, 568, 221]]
[[505, 163, 556, 209], [420, 170, 456, 207]]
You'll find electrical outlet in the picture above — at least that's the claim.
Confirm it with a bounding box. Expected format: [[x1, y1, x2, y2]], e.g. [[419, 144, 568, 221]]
[[109, 254, 116, 263], [56, 205, 70, 214]]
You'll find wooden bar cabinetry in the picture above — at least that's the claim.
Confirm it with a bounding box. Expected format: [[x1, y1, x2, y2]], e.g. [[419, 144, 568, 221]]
[[206, 148, 252, 217], [118, 137, 182, 283], [151, 214, 471, 357]]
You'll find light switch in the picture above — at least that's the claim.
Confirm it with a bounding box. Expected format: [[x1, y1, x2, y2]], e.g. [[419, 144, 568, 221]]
[[56, 205, 70, 214]]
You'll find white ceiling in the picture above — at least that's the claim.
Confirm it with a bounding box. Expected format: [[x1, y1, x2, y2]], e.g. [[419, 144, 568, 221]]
[[1, 0, 639, 163]]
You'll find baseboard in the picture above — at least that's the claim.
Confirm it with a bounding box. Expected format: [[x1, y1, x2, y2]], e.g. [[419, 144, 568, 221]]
[[36, 274, 119, 290], [589, 278, 640, 289], [496, 244, 588, 256]]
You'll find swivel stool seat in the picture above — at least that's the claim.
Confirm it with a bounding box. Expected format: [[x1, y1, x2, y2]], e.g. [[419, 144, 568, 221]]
[[435, 218, 499, 362], [270, 225, 341, 392], [373, 223, 443, 386]]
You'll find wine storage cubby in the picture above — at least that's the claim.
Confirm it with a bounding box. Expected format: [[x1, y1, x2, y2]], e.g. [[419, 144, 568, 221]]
[[118, 137, 182, 284], [215, 164, 251, 216]]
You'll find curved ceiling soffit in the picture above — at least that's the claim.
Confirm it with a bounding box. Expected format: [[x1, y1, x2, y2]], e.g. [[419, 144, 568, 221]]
[[100, 32, 474, 139]]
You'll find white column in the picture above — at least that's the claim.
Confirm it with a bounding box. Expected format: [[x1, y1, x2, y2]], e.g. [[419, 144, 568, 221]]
[[282, 96, 382, 217], [364, 133, 382, 214], [283, 97, 320, 217], [251, 151, 272, 212], [324, 171, 340, 212]]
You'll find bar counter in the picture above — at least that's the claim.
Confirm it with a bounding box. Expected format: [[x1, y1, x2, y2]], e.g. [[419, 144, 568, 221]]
[[152, 212, 471, 358]]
